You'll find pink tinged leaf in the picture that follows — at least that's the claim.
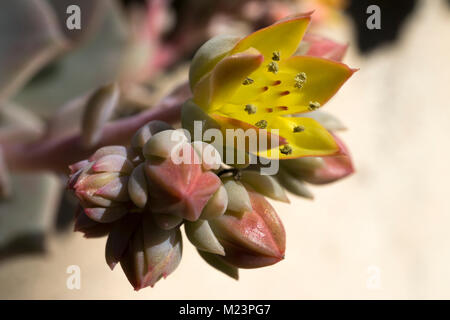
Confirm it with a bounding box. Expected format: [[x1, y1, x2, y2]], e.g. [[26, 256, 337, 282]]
[[92, 154, 134, 174], [120, 215, 182, 290], [144, 145, 221, 221], [67, 168, 83, 190], [84, 206, 128, 223], [209, 190, 286, 268], [105, 213, 141, 270], [95, 176, 130, 201], [302, 34, 348, 62]]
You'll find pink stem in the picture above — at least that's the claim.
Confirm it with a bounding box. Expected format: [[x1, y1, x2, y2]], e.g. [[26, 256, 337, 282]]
[[3, 83, 190, 173]]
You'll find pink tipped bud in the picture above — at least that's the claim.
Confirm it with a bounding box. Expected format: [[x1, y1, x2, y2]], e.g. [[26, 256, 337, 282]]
[[144, 143, 221, 221], [209, 189, 286, 268], [120, 214, 182, 290]]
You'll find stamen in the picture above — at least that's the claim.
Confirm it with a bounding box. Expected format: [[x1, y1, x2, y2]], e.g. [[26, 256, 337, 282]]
[[280, 144, 293, 155], [267, 61, 279, 74], [244, 104, 257, 114], [272, 51, 281, 61], [294, 72, 307, 89], [308, 101, 321, 111], [255, 120, 268, 129], [293, 125, 305, 133], [242, 77, 254, 85]]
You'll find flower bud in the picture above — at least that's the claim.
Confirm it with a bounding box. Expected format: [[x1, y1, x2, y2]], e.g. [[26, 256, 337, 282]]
[[120, 214, 182, 290], [209, 189, 286, 268], [69, 147, 137, 222], [144, 134, 221, 221]]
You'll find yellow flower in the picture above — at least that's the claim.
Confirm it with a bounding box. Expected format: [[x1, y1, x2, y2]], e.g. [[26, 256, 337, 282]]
[[188, 12, 356, 159]]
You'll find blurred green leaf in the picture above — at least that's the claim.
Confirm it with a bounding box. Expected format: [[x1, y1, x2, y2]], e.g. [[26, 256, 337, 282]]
[[0, 173, 62, 261], [0, 0, 67, 102], [14, 0, 129, 117]]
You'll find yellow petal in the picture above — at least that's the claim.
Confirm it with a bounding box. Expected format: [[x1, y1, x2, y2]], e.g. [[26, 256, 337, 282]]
[[277, 55, 357, 114], [256, 116, 340, 159], [220, 56, 355, 117], [230, 12, 312, 60], [210, 113, 287, 152], [193, 48, 264, 112]]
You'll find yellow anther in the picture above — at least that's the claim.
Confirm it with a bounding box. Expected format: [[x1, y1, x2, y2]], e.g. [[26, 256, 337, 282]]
[[294, 72, 307, 89], [242, 77, 254, 85], [267, 61, 279, 74], [244, 104, 257, 115], [308, 101, 321, 111], [280, 144, 293, 155], [272, 51, 280, 61], [255, 120, 268, 129]]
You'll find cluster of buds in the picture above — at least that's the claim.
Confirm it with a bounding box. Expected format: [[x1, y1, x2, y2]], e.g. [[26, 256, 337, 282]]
[[69, 120, 289, 289], [68, 12, 355, 290]]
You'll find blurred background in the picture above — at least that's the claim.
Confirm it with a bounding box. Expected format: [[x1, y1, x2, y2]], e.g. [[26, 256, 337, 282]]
[[1, 0, 450, 299]]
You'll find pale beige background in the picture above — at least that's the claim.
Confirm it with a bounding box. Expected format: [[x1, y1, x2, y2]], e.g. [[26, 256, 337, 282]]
[[1, 0, 450, 299]]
